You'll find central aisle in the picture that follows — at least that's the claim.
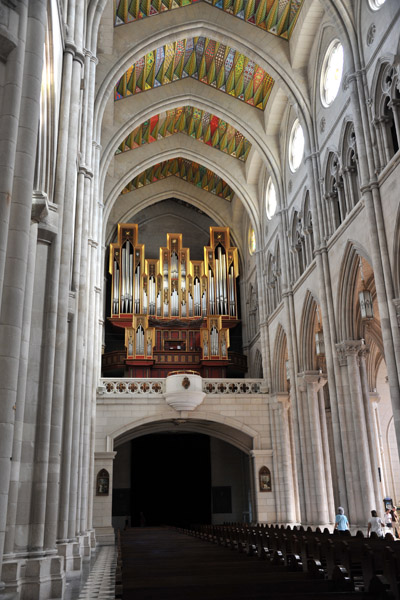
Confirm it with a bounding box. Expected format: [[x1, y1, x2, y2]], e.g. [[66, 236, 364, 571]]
[[120, 527, 373, 599]]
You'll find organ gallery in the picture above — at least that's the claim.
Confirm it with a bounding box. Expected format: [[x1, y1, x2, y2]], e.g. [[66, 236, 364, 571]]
[[105, 224, 244, 377]]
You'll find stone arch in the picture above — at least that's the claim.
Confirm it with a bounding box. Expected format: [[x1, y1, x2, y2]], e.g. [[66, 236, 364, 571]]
[[272, 324, 288, 393], [340, 120, 360, 213], [103, 144, 260, 242], [254, 349, 264, 379], [109, 412, 261, 454], [371, 56, 400, 169], [94, 8, 311, 139], [298, 291, 321, 372], [392, 203, 400, 298], [336, 241, 375, 342]]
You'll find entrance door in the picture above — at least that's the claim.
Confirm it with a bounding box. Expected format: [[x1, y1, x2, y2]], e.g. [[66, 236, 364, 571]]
[[131, 432, 211, 527]]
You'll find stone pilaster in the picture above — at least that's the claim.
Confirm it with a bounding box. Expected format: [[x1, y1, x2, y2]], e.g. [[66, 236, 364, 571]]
[[250, 450, 275, 524], [93, 452, 117, 545]]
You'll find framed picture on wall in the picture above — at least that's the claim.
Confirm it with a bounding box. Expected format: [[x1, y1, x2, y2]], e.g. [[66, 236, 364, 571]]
[[259, 466, 272, 492], [96, 469, 110, 496]]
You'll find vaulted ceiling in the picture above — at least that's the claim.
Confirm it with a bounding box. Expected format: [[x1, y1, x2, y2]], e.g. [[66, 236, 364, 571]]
[[96, 0, 317, 252]]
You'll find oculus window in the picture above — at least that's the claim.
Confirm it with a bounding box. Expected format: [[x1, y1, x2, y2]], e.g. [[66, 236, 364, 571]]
[[368, 0, 386, 9], [266, 177, 277, 220], [320, 41, 344, 107], [289, 119, 305, 172]]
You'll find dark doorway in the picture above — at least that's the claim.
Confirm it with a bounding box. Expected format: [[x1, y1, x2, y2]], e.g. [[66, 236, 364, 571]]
[[130, 432, 211, 527]]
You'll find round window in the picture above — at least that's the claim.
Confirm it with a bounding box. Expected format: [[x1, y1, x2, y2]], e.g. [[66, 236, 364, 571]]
[[248, 227, 256, 255], [368, 0, 386, 9], [320, 40, 344, 107], [265, 177, 277, 220], [289, 119, 305, 172]]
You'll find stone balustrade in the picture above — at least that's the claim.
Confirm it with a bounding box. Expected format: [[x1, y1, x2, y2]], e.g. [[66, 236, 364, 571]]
[[97, 378, 264, 397]]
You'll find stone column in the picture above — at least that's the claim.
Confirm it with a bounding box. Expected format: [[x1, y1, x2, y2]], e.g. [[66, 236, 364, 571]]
[[296, 376, 314, 524], [301, 372, 330, 525], [318, 388, 335, 523], [0, 0, 46, 573], [0, 3, 24, 315], [93, 452, 117, 545], [359, 344, 381, 510], [337, 341, 375, 524], [273, 395, 296, 523], [250, 450, 274, 524]]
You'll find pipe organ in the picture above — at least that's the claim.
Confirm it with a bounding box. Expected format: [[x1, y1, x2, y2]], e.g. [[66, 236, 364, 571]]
[[107, 224, 241, 378]]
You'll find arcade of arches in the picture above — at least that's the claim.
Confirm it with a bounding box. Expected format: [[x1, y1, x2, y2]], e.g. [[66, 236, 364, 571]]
[[0, 0, 400, 597]]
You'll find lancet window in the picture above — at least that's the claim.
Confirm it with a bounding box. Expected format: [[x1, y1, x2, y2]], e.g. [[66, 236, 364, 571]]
[[324, 153, 345, 236], [342, 124, 360, 212], [266, 245, 282, 315], [373, 62, 400, 170]]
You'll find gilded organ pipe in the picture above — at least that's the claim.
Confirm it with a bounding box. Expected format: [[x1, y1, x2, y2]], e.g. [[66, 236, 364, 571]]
[[109, 224, 238, 320]]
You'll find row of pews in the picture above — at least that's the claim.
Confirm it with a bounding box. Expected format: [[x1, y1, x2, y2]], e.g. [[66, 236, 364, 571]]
[[178, 523, 400, 599]]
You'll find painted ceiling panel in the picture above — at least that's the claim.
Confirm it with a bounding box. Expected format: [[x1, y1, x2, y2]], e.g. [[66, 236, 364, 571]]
[[121, 157, 234, 200], [115, 37, 274, 110], [115, 0, 304, 40], [116, 106, 252, 161]]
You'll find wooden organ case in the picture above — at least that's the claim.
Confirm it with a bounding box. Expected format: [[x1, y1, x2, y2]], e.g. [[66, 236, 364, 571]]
[[104, 224, 246, 378]]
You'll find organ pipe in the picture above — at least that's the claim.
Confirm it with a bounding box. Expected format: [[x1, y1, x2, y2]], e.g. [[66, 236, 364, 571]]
[[110, 224, 238, 320]]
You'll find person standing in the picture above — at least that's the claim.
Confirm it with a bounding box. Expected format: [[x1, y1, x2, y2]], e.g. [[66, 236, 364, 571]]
[[390, 507, 399, 539], [384, 508, 393, 535], [334, 507, 349, 533], [367, 510, 384, 538]]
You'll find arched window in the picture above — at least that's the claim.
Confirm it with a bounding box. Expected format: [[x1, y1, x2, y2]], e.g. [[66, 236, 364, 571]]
[[373, 63, 400, 170], [302, 191, 314, 267], [265, 177, 277, 219], [290, 210, 306, 282], [289, 119, 305, 172], [324, 152, 346, 236], [320, 40, 344, 107], [342, 123, 360, 212]]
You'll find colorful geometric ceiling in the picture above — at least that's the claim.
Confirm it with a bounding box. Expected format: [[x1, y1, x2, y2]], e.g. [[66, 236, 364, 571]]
[[116, 106, 252, 161], [115, 37, 274, 110], [121, 158, 234, 200], [115, 0, 304, 41]]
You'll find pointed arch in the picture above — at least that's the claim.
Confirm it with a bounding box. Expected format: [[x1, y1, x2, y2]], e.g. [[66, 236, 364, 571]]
[[298, 291, 321, 372], [272, 324, 288, 393]]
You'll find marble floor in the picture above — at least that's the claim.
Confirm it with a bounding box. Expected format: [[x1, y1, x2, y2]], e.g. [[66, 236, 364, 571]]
[[64, 546, 117, 600]]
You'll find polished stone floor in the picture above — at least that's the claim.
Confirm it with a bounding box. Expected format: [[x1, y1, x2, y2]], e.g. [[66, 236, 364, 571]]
[[64, 546, 116, 600]]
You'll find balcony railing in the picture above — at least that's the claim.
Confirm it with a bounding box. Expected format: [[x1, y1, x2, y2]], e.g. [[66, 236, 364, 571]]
[[98, 378, 264, 397]]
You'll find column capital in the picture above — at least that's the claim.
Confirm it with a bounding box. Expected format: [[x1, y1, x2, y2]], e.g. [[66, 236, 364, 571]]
[[297, 370, 327, 391], [336, 339, 364, 364]]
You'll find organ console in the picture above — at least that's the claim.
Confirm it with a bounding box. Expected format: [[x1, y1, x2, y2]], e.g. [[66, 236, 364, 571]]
[[106, 223, 243, 378]]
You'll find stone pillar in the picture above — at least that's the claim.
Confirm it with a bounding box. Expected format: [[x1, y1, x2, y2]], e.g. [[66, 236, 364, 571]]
[[359, 344, 381, 510], [296, 376, 314, 524], [336, 341, 376, 525], [318, 388, 335, 523], [271, 395, 296, 523], [0, 0, 46, 575], [93, 452, 117, 545], [250, 450, 275, 524], [299, 372, 331, 525]]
